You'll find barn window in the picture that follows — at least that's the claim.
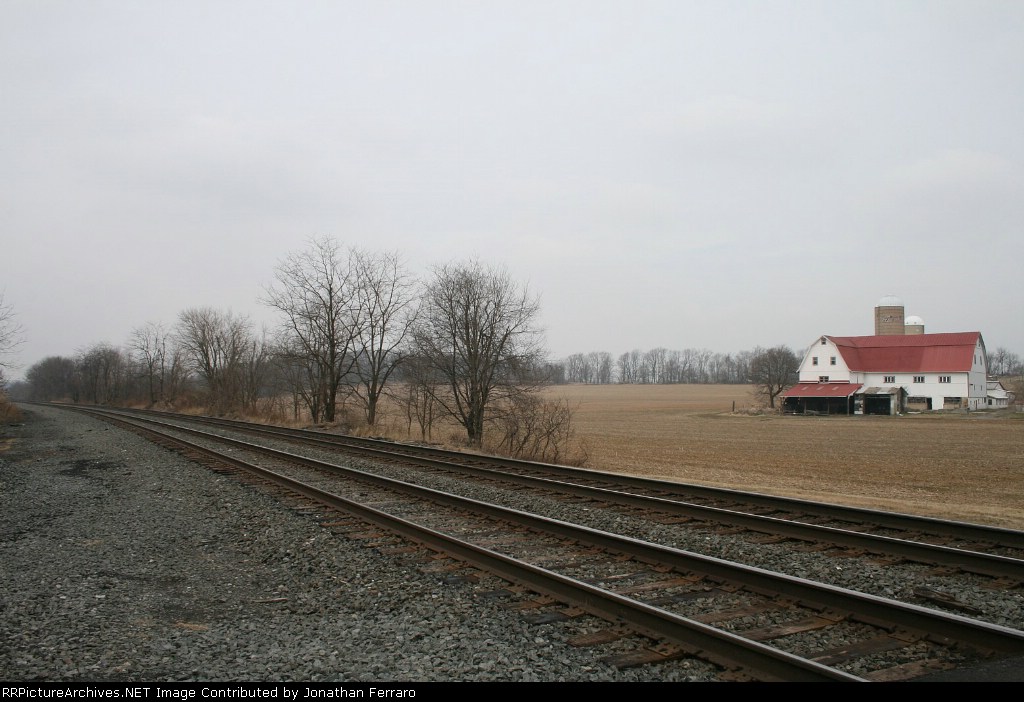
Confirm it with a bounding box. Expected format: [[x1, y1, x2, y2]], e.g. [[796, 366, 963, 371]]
[[812, 357, 818, 366], [818, 376, 829, 382], [884, 375, 895, 383], [939, 376, 951, 383], [913, 376, 925, 383], [830, 356, 837, 365]]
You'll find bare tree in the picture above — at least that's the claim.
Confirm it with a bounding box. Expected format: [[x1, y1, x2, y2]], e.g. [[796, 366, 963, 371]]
[[644, 347, 667, 384], [708, 352, 732, 383], [750, 345, 799, 409], [175, 307, 253, 414], [566, 353, 588, 383], [570, 350, 615, 384], [0, 292, 25, 388], [351, 249, 418, 426], [397, 353, 442, 441], [128, 322, 170, 405], [25, 356, 77, 401], [593, 351, 614, 384], [493, 394, 582, 464], [987, 347, 1022, 377], [413, 260, 545, 447], [679, 348, 699, 383], [1009, 351, 1023, 377], [160, 343, 189, 407], [664, 349, 683, 383], [77, 343, 130, 405], [540, 360, 567, 385], [263, 237, 362, 423], [239, 328, 274, 414], [567, 352, 613, 384], [693, 348, 713, 384], [618, 350, 638, 384], [733, 349, 755, 384], [270, 335, 329, 422]]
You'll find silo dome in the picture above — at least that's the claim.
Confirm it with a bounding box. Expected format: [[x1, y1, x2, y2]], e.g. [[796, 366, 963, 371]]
[[878, 295, 903, 307], [904, 314, 925, 335]]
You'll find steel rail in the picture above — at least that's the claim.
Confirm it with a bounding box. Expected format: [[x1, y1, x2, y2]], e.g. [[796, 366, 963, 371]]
[[79, 407, 1024, 662]]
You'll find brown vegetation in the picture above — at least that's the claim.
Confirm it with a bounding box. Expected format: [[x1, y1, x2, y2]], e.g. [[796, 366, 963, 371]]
[[0, 392, 21, 423], [541, 384, 1024, 529]]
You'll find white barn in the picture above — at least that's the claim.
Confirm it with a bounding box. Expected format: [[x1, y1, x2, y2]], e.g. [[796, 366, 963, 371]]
[[783, 332, 988, 415]]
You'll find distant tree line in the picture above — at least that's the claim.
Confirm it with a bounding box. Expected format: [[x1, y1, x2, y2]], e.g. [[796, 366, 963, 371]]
[[554, 347, 768, 385], [550, 345, 801, 409]]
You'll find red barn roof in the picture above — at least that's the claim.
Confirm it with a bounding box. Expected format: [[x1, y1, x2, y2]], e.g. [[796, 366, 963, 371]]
[[826, 332, 981, 373], [783, 383, 863, 398]]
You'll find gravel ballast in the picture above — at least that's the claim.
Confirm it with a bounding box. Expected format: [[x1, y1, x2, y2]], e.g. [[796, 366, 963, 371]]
[[146, 413, 1024, 631], [0, 405, 722, 682]]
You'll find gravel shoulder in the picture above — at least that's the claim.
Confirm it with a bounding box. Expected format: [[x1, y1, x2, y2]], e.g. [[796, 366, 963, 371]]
[[0, 405, 715, 682]]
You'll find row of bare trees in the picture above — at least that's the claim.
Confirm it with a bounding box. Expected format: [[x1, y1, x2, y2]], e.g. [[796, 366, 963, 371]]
[[557, 345, 800, 409], [263, 240, 417, 426], [18, 239, 570, 458], [21, 314, 260, 412], [558, 347, 766, 385], [562, 352, 615, 385], [25, 347, 168, 407], [174, 309, 272, 415], [262, 241, 558, 449], [987, 347, 1024, 378]]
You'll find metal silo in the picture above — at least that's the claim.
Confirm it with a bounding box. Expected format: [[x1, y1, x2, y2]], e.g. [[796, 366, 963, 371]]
[[874, 295, 905, 335]]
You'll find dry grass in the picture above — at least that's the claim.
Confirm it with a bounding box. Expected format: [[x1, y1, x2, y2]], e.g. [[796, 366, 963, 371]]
[[0, 395, 21, 423], [542, 384, 1024, 530]]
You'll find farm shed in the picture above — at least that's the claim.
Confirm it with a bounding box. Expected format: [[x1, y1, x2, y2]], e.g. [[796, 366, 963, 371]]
[[782, 383, 861, 415], [854, 386, 907, 415]]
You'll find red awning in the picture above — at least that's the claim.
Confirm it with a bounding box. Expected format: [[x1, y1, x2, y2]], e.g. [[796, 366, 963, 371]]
[[783, 383, 863, 398]]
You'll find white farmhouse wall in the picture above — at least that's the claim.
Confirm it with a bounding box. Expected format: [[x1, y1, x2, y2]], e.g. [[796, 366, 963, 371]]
[[902, 375, 970, 409], [968, 339, 988, 410], [798, 338, 852, 383]]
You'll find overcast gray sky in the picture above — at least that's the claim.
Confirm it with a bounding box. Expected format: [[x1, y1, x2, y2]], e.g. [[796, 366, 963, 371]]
[[3, 1, 1023, 377]]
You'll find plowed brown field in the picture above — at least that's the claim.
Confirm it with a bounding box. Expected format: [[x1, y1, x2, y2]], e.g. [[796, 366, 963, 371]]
[[543, 384, 1024, 529]]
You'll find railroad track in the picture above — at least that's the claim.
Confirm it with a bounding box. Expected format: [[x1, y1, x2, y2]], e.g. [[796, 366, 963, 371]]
[[81, 406, 1024, 584], [61, 405, 1024, 682]]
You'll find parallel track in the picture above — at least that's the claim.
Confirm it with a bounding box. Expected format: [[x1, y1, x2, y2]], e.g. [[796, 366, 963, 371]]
[[86, 406, 1024, 582], [64, 405, 1024, 682]]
